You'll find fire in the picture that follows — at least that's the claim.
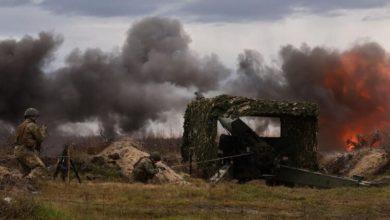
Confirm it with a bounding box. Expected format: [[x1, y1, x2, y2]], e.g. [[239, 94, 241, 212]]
[[322, 47, 390, 151], [344, 131, 359, 152], [344, 130, 382, 152]]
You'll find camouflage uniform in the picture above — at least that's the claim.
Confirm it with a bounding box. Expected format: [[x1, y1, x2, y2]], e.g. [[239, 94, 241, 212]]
[[14, 118, 47, 178], [132, 157, 159, 183]]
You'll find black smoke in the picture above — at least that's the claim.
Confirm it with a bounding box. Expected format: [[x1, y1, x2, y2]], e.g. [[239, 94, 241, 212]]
[[1, 17, 389, 151], [0, 32, 62, 124], [0, 17, 229, 140]]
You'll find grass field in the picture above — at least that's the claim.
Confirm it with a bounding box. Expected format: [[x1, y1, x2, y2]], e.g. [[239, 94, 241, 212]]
[[4, 179, 389, 219]]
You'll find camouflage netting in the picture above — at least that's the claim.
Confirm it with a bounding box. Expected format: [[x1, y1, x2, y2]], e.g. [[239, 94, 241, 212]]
[[182, 95, 319, 177]]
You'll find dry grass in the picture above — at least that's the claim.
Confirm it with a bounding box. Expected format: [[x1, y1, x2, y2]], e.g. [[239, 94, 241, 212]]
[[2, 134, 390, 219], [17, 180, 390, 219]]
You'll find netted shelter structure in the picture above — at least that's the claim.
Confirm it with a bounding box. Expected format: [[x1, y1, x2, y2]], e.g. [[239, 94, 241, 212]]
[[181, 95, 319, 177]]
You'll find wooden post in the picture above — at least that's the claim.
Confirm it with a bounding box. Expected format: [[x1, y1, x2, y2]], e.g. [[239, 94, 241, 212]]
[[189, 148, 192, 176], [67, 145, 71, 184]]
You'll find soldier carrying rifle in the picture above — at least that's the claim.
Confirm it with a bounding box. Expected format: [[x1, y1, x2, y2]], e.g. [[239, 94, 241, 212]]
[[14, 108, 48, 179]]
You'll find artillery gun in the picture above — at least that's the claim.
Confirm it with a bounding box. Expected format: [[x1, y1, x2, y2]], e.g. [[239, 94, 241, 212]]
[[182, 95, 378, 188], [215, 117, 373, 188]]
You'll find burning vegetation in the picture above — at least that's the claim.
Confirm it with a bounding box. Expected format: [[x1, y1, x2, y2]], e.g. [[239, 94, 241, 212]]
[[345, 130, 382, 151]]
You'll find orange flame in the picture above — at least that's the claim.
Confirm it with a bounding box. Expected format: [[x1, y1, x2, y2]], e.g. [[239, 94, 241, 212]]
[[322, 49, 390, 151]]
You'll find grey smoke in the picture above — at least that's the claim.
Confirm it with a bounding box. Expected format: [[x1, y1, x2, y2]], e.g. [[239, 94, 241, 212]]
[[1, 16, 388, 151], [0, 17, 229, 140], [0, 32, 62, 124], [122, 17, 228, 91]]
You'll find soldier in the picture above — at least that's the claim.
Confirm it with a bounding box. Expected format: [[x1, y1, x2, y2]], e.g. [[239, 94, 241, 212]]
[[132, 152, 161, 183], [14, 108, 48, 179]]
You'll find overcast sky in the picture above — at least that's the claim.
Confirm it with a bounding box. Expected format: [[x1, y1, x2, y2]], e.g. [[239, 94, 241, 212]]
[[1, 0, 390, 70]]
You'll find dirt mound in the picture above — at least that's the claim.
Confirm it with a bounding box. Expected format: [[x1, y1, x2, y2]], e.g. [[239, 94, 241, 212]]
[[319, 148, 389, 179], [0, 154, 38, 193], [91, 137, 186, 184], [0, 165, 36, 193]]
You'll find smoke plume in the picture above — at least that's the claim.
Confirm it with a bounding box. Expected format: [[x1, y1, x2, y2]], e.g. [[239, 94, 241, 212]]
[[0, 17, 229, 140], [228, 43, 390, 149], [1, 16, 389, 151]]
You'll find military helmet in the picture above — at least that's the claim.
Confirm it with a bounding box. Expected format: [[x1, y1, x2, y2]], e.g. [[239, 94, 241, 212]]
[[24, 108, 40, 118], [150, 151, 161, 162]]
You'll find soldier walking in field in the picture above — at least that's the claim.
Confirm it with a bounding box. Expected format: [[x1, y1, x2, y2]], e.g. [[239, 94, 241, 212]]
[[132, 152, 161, 183], [14, 108, 48, 179]]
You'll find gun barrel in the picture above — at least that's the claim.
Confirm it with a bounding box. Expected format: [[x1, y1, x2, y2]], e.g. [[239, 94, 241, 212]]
[[218, 117, 234, 133], [218, 117, 259, 141]]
